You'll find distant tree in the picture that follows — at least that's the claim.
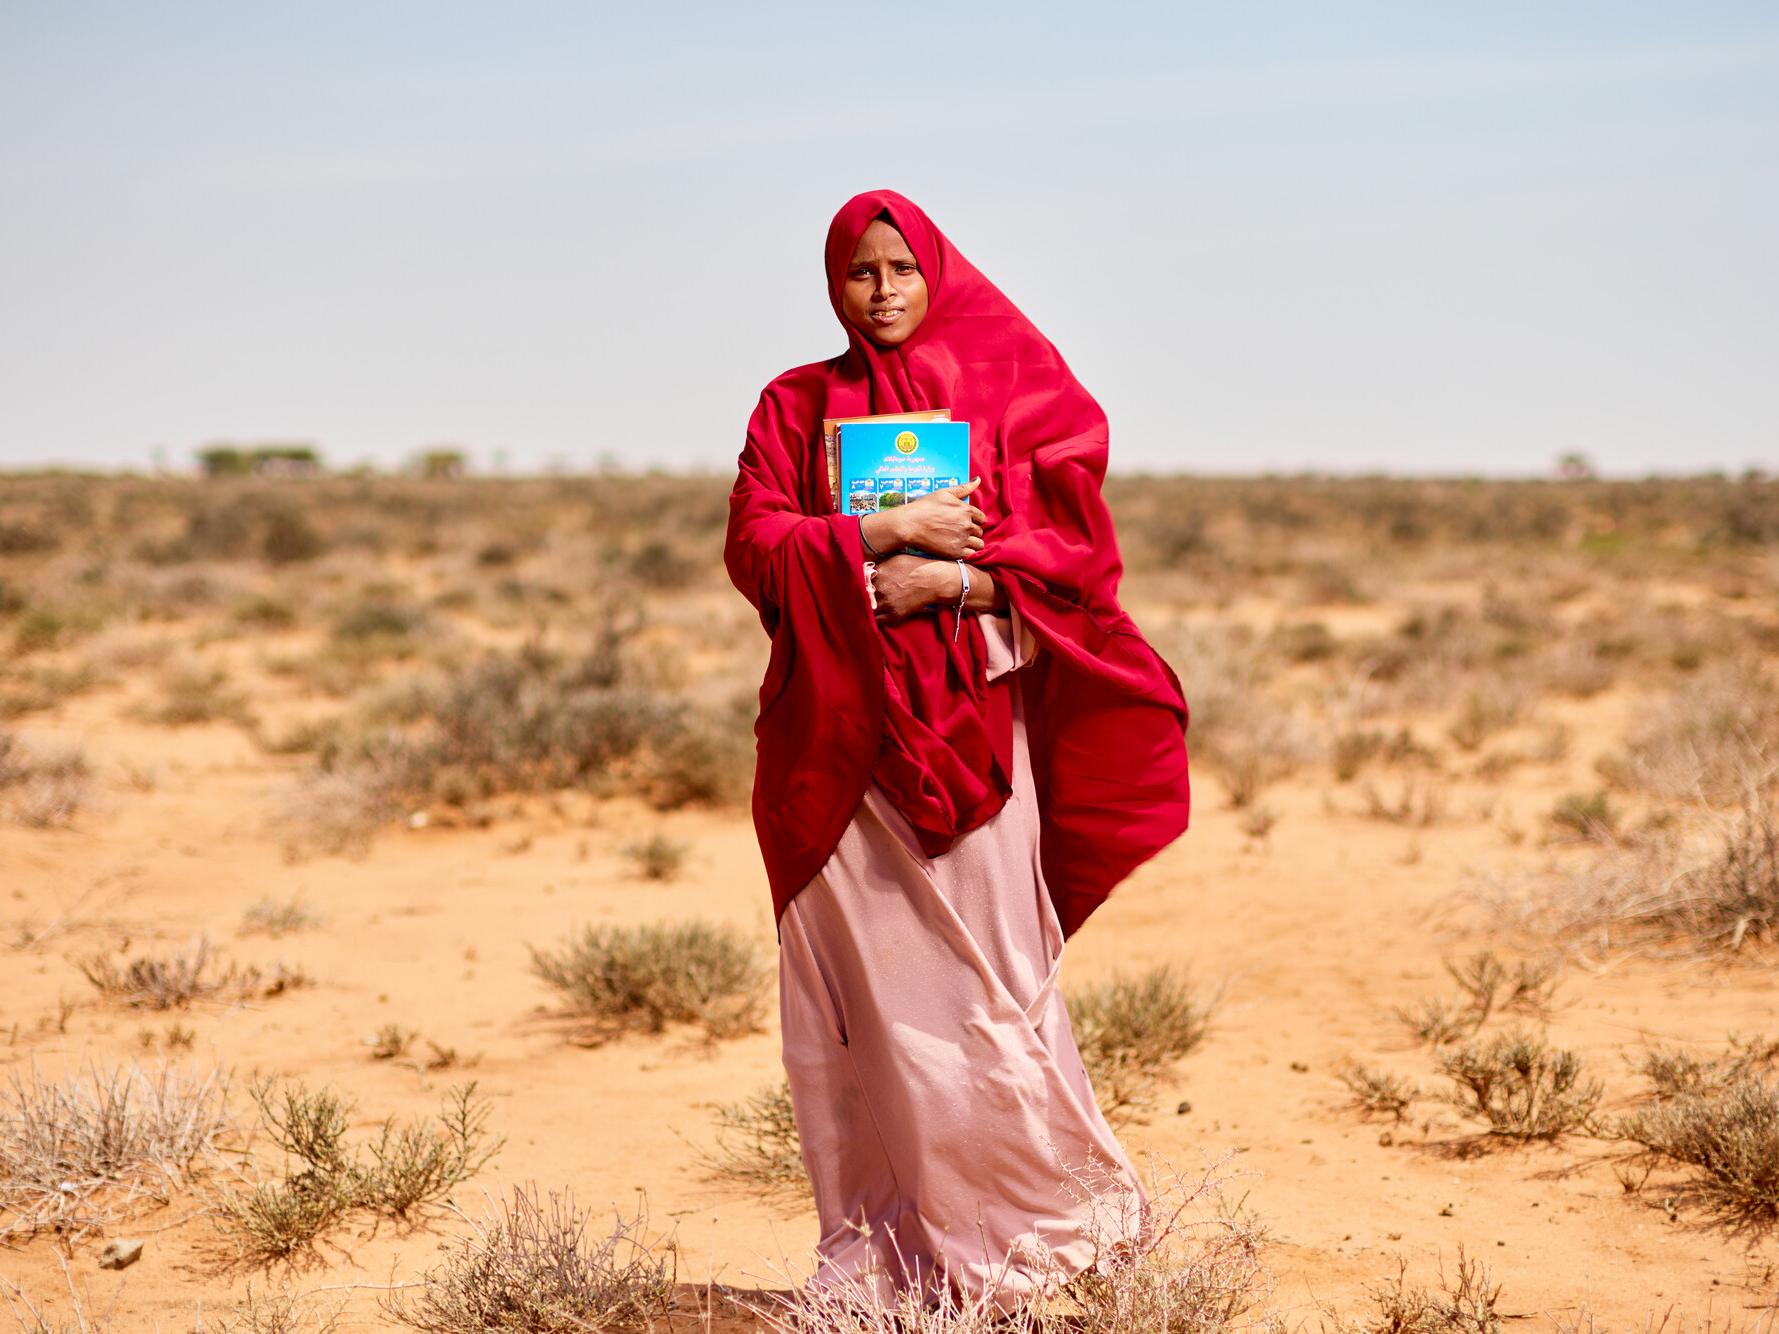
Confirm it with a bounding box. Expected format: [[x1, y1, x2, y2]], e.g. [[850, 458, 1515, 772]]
[[414, 448, 467, 480], [1556, 452, 1596, 482], [196, 445, 253, 477], [250, 444, 322, 477]]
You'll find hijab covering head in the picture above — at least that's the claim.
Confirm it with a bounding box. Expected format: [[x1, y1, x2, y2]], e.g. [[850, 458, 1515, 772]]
[[725, 188, 1191, 937]]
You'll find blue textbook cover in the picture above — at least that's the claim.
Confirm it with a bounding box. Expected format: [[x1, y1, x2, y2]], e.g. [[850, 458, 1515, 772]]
[[839, 419, 970, 519]]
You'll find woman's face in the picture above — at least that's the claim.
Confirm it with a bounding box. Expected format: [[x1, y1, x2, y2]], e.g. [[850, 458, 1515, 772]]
[[841, 219, 929, 347]]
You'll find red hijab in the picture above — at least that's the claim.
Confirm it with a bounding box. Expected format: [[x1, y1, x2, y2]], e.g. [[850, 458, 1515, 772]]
[[724, 188, 1190, 937]]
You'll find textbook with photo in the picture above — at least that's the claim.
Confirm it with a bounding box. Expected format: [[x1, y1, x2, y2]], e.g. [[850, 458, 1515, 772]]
[[838, 421, 970, 537], [821, 409, 950, 513]]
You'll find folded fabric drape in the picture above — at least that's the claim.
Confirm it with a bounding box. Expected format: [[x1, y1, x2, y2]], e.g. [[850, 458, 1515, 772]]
[[724, 188, 1192, 936]]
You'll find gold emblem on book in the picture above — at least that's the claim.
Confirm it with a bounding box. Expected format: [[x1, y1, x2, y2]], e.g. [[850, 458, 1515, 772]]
[[894, 430, 919, 454]]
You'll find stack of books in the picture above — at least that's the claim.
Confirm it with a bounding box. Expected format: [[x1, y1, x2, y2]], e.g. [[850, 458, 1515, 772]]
[[822, 410, 969, 518]]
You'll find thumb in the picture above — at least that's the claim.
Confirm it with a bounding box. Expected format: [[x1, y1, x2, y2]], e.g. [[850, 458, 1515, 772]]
[[953, 476, 983, 496]]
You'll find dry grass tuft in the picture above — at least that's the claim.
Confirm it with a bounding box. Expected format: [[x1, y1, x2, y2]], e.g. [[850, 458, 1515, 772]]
[[622, 832, 688, 882], [1066, 967, 1220, 1126], [75, 934, 307, 1009], [1467, 793, 1779, 959], [697, 1079, 807, 1198], [1595, 657, 1779, 804], [195, 1280, 349, 1333], [0, 1057, 232, 1243], [380, 1184, 676, 1332], [528, 919, 769, 1044]]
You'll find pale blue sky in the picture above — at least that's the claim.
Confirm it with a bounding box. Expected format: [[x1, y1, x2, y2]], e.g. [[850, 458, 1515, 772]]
[[2, 2, 1775, 476]]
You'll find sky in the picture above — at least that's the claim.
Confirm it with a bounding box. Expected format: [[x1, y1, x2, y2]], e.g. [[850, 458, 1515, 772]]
[[1, 1, 1775, 478]]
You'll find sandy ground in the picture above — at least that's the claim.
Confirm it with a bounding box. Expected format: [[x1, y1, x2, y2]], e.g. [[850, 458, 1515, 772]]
[[3, 633, 1777, 1329]]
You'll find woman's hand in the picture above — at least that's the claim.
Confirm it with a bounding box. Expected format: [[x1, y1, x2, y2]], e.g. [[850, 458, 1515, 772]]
[[867, 478, 986, 559], [869, 554, 956, 622]]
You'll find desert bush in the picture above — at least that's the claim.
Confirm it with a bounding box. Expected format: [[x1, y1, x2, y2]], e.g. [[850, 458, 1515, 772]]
[[1596, 658, 1779, 804], [239, 895, 321, 938], [282, 635, 750, 854], [1617, 1074, 1779, 1233], [1394, 995, 1482, 1047], [1547, 790, 1621, 844], [1445, 681, 1531, 753], [622, 832, 688, 881], [216, 1079, 502, 1266], [1435, 1028, 1602, 1140], [0, 1057, 232, 1242], [697, 1078, 808, 1196], [1442, 950, 1561, 1025], [1359, 777, 1446, 827], [382, 1185, 675, 1333], [0, 729, 92, 828], [195, 1282, 349, 1334], [1326, 1243, 1504, 1334], [1066, 966, 1219, 1124], [1510, 796, 1779, 956], [1636, 1033, 1779, 1101], [528, 920, 769, 1043], [76, 934, 306, 1009], [261, 506, 325, 564], [130, 661, 252, 727], [1334, 1062, 1420, 1122]]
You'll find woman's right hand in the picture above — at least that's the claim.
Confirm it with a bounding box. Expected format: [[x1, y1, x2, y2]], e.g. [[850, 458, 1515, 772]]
[[873, 477, 986, 559]]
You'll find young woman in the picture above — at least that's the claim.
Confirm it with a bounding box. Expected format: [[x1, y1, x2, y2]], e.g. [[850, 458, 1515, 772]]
[[723, 189, 1192, 1313]]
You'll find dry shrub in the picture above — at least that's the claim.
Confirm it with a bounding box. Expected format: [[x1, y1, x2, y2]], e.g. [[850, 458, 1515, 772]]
[[1358, 777, 1446, 827], [76, 934, 307, 1009], [196, 1281, 349, 1333], [1466, 794, 1779, 958], [1636, 1033, 1779, 1101], [1334, 1062, 1420, 1122], [742, 1151, 1281, 1334], [0, 1057, 232, 1243], [1323, 1242, 1504, 1334], [1546, 790, 1621, 844], [381, 1185, 675, 1332], [239, 895, 321, 938], [0, 728, 92, 828], [1066, 967, 1221, 1125], [1435, 1028, 1602, 1140], [214, 1079, 502, 1267], [622, 833, 688, 882], [528, 920, 769, 1044], [1389, 948, 1562, 1060], [129, 660, 253, 727], [1445, 680, 1532, 753], [1617, 1075, 1779, 1234], [698, 1079, 807, 1196], [277, 638, 754, 855], [1596, 657, 1779, 804]]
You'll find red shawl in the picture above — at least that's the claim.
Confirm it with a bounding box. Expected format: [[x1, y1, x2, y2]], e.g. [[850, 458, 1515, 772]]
[[724, 188, 1190, 938]]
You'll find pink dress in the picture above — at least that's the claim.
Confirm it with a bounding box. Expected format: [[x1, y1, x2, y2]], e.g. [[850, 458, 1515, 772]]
[[775, 563, 1148, 1312]]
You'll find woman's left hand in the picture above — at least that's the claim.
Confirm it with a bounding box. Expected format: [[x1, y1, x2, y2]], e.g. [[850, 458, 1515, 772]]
[[870, 554, 955, 622]]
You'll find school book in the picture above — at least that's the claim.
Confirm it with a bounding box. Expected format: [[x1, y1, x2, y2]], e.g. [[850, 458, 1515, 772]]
[[838, 421, 971, 532], [821, 409, 949, 513]]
